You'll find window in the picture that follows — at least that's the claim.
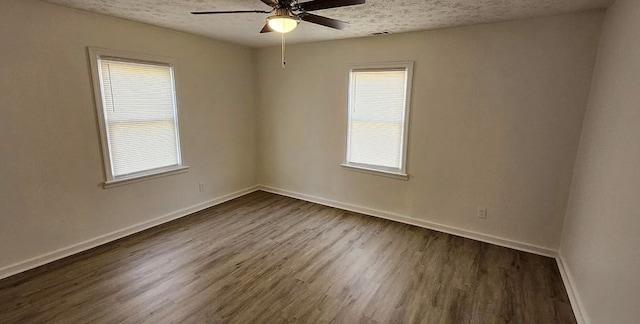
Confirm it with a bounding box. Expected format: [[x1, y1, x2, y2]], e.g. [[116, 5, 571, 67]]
[[343, 62, 413, 179], [88, 48, 187, 188]]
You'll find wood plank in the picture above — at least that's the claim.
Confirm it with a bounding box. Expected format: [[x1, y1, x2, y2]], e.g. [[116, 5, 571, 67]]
[[0, 191, 576, 323]]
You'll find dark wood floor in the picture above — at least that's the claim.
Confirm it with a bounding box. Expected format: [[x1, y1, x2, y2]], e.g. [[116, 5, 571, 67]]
[[0, 191, 575, 323]]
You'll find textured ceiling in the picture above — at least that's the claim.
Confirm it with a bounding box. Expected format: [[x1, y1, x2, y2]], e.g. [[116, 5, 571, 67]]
[[42, 0, 614, 47]]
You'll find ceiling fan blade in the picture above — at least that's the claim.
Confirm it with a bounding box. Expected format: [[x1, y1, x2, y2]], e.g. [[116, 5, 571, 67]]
[[191, 10, 271, 15], [260, 0, 279, 7], [260, 23, 274, 33], [298, 0, 365, 12], [301, 13, 347, 29]]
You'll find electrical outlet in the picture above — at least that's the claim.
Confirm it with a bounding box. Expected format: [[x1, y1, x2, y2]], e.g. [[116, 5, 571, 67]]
[[199, 182, 206, 192], [477, 207, 487, 219]]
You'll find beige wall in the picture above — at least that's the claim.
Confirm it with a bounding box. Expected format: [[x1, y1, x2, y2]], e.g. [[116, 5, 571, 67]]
[[560, 0, 640, 322], [0, 1, 615, 306], [256, 12, 604, 250], [0, 0, 258, 271]]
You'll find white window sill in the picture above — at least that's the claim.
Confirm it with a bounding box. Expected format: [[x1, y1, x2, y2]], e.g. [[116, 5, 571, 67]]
[[104, 165, 190, 189], [340, 163, 409, 180]]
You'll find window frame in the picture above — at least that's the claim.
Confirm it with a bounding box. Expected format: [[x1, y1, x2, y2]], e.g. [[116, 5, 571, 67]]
[[342, 61, 414, 180], [88, 47, 188, 189]]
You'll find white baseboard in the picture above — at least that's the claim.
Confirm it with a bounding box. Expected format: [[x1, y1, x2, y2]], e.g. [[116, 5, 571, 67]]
[[258, 185, 557, 258], [2, 184, 583, 322], [258, 186, 592, 319], [0, 185, 260, 280], [556, 252, 588, 324]]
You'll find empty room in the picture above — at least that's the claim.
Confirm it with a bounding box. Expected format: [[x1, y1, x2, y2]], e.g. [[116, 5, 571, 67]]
[[0, 0, 638, 323]]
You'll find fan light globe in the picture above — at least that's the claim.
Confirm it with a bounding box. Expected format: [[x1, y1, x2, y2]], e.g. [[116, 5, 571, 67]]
[[267, 15, 299, 33]]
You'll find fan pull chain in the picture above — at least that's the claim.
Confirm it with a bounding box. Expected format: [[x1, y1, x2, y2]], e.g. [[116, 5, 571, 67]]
[[281, 32, 286, 69]]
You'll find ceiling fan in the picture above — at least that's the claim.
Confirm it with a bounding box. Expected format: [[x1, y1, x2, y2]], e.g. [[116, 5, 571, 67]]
[[191, 0, 366, 34]]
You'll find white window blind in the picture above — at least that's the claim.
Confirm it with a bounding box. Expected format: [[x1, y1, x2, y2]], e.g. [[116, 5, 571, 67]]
[[94, 55, 183, 182], [346, 64, 412, 177]]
